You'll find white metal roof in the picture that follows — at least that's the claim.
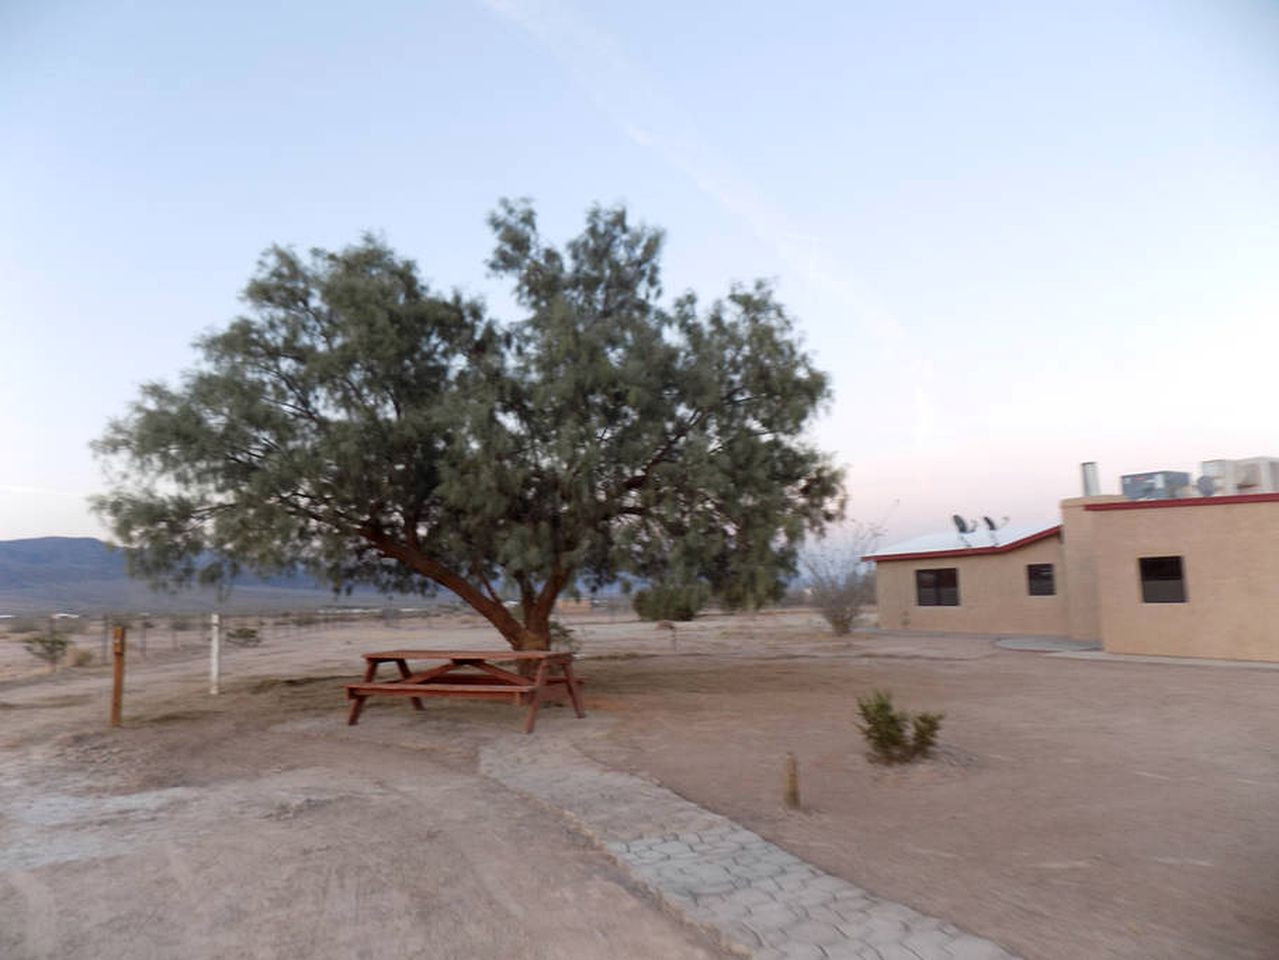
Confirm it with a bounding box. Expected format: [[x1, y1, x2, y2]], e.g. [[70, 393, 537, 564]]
[[865, 521, 1061, 561]]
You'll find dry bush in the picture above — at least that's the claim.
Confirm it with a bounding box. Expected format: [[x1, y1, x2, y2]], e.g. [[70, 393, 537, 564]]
[[225, 626, 261, 647], [68, 645, 95, 667], [548, 620, 580, 653], [804, 523, 881, 635]]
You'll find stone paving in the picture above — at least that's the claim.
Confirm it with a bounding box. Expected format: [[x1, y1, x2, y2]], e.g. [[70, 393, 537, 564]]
[[481, 734, 1019, 960]]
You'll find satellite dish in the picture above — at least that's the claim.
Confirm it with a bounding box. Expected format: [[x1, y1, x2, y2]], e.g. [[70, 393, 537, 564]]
[[1196, 475, 1216, 497], [952, 514, 971, 534], [983, 516, 997, 531]]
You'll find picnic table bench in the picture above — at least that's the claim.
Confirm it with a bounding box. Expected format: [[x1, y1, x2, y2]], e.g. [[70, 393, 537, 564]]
[[345, 649, 585, 734]]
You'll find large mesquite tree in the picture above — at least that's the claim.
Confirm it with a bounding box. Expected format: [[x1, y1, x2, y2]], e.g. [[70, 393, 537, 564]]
[[93, 201, 844, 650]]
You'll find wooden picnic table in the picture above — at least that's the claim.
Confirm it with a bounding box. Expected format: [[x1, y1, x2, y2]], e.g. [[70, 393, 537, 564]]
[[344, 649, 586, 734]]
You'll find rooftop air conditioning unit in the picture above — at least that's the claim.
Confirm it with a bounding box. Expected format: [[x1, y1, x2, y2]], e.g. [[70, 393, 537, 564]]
[[1201, 458, 1279, 495], [1121, 470, 1191, 501]]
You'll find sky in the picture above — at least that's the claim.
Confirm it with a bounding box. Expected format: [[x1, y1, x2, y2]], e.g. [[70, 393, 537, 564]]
[[1, 0, 1277, 548]]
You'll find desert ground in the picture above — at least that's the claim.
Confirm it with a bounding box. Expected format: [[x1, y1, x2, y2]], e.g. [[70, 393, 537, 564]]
[[2, 608, 1277, 959]]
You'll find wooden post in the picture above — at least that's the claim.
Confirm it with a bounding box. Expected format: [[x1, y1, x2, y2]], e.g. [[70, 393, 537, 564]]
[[110, 625, 126, 727], [209, 612, 221, 695], [783, 752, 800, 809]]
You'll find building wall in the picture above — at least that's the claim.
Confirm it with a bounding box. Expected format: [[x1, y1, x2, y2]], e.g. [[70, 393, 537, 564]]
[[1059, 495, 1125, 641], [1090, 499, 1279, 662], [874, 537, 1069, 635]]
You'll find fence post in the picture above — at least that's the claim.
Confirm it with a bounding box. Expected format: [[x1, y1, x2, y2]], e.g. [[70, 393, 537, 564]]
[[783, 752, 800, 809], [209, 612, 221, 695], [110, 625, 126, 727]]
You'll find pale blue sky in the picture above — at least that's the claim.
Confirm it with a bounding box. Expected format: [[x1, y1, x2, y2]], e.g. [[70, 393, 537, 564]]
[[2, 0, 1277, 545]]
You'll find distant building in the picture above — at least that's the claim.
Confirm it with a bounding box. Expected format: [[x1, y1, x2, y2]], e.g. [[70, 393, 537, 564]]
[[864, 458, 1279, 663]]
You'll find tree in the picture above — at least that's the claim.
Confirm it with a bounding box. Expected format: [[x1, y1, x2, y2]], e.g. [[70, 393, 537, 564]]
[[93, 200, 844, 650]]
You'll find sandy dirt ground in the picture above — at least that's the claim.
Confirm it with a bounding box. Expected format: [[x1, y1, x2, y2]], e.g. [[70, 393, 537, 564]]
[[0, 612, 728, 960], [2, 608, 1277, 959], [570, 616, 1279, 960]]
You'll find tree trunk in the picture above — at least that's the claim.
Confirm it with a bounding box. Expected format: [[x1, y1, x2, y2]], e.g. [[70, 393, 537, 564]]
[[521, 610, 552, 650], [373, 537, 568, 654]]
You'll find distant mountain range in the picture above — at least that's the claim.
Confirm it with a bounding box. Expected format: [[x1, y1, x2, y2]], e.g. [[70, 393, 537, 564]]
[[0, 537, 405, 614]]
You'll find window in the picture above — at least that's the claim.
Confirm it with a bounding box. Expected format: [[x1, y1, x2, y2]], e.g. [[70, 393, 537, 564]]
[[1139, 556, 1186, 603], [1027, 563, 1055, 596], [916, 568, 959, 606]]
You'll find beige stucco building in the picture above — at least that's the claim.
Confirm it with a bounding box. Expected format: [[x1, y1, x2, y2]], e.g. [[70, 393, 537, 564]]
[[866, 492, 1279, 663]]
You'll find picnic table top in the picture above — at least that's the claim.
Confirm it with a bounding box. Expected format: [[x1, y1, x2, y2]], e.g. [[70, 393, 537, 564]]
[[362, 648, 572, 662]]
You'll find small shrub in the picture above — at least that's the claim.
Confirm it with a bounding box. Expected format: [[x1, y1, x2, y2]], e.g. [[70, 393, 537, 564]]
[[68, 645, 96, 667], [224, 626, 261, 647], [24, 632, 70, 671], [633, 582, 709, 621], [856, 689, 943, 763], [809, 568, 874, 635], [910, 711, 943, 755], [548, 620, 580, 653], [804, 527, 881, 636], [170, 617, 193, 632]]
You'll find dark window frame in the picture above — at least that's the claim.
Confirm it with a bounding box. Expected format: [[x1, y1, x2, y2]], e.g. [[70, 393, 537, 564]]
[[1026, 563, 1055, 597], [916, 567, 959, 607], [1139, 556, 1187, 604]]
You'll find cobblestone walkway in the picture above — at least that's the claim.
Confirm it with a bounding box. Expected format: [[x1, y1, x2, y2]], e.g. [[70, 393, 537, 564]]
[[481, 735, 1019, 960]]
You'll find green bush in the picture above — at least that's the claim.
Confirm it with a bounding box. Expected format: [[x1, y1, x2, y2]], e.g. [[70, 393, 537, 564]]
[[856, 689, 943, 763], [632, 582, 709, 621], [24, 632, 70, 671]]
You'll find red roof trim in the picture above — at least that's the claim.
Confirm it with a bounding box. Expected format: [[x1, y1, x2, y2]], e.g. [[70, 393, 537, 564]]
[[864, 525, 1062, 563], [1085, 493, 1279, 511]]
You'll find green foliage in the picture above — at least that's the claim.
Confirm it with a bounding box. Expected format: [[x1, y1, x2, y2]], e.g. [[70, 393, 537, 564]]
[[93, 201, 843, 649], [910, 711, 943, 755], [632, 582, 709, 621], [24, 632, 69, 669], [856, 690, 944, 763]]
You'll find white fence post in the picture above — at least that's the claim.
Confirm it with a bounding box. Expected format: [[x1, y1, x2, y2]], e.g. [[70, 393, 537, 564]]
[[210, 612, 221, 695]]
